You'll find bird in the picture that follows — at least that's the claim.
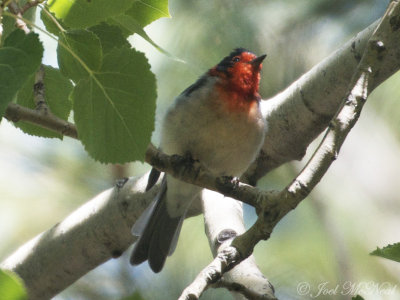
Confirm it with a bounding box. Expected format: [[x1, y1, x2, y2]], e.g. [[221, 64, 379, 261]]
[[130, 48, 267, 273]]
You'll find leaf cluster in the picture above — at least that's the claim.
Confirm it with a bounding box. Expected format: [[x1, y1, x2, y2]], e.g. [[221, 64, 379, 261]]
[[1, 0, 170, 163]]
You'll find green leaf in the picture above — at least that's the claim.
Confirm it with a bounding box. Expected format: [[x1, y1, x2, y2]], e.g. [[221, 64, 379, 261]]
[[110, 14, 152, 38], [370, 243, 400, 263], [110, 14, 182, 62], [57, 29, 102, 83], [0, 30, 43, 118], [0, 269, 27, 300], [0, 15, 16, 45], [88, 23, 130, 55], [72, 47, 156, 163], [47, 0, 134, 28], [126, 0, 170, 27], [352, 296, 364, 300], [40, 8, 68, 36], [15, 66, 73, 139]]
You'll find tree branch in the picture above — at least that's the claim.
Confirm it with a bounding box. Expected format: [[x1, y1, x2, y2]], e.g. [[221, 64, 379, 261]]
[[178, 246, 241, 300], [1, 174, 158, 300], [33, 65, 48, 112], [145, 144, 266, 208], [7, 1, 29, 33], [212, 280, 274, 300], [20, 0, 44, 15], [4, 103, 78, 139], [202, 190, 276, 300]]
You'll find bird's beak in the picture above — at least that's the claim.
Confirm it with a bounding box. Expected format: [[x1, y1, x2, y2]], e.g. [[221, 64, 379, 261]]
[[250, 54, 267, 67]]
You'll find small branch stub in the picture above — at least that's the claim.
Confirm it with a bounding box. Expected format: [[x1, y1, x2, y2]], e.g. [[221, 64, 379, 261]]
[[33, 65, 48, 113]]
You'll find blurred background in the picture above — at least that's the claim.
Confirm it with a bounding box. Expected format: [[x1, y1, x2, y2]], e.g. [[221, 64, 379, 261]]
[[1, 0, 400, 299]]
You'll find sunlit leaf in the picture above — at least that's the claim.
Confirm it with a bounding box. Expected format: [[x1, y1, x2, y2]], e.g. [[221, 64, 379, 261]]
[[0, 269, 27, 300], [57, 29, 102, 83], [0, 30, 43, 118], [15, 66, 73, 138], [40, 8, 68, 36], [370, 243, 400, 263], [111, 14, 183, 62], [72, 47, 156, 163], [47, 0, 134, 28], [110, 14, 157, 44], [126, 0, 170, 27]]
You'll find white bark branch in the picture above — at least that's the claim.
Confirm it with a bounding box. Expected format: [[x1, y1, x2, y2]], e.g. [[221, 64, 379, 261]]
[[178, 245, 241, 300], [1, 174, 156, 300], [202, 190, 275, 300]]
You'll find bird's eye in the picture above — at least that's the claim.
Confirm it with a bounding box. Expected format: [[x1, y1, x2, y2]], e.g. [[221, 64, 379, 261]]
[[232, 56, 240, 62]]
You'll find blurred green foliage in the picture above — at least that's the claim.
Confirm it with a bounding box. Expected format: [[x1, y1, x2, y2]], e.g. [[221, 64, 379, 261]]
[[371, 243, 400, 263], [0, 270, 27, 300]]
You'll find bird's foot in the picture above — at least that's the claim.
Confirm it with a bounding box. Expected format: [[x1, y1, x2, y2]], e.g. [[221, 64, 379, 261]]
[[220, 176, 240, 188]]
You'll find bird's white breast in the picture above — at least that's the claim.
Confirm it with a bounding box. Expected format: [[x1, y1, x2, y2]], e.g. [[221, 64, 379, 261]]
[[161, 76, 266, 177]]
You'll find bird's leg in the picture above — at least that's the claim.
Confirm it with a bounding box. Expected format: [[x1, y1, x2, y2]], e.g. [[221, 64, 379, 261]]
[[225, 176, 240, 188]]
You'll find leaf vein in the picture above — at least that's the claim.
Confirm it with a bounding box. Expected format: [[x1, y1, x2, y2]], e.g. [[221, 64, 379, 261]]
[[137, 0, 169, 17]]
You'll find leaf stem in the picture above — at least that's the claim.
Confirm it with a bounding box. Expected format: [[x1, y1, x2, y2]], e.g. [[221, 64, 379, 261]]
[[39, 4, 65, 33]]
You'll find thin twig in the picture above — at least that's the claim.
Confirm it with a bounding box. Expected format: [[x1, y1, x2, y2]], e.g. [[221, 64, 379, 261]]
[[33, 65, 48, 112], [7, 2, 29, 33], [40, 5, 65, 33], [1, 0, 13, 9], [20, 0, 44, 15], [4, 103, 78, 139], [3, 63, 77, 139]]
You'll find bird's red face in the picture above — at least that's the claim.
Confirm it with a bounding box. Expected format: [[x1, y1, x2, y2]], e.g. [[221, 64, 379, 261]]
[[209, 48, 266, 112]]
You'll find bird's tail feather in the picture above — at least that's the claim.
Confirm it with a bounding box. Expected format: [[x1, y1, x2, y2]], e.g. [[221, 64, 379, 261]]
[[130, 177, 184, 272]]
